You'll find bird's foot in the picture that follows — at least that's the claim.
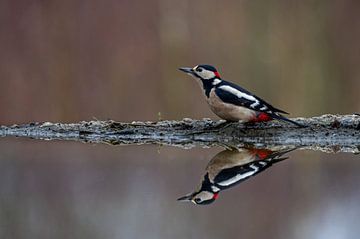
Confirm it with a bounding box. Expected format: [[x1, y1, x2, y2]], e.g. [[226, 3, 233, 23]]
[[217, 121, 246, 134], [243, 121, 264, 128], [243, 121, 256, 127], [201, 121, 232, 131], [203, 121, 246, 133], [214, 121, 233, 129]]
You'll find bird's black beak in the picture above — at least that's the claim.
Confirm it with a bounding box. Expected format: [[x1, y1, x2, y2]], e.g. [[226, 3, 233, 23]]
[[177, 194, 193, 202], [178, 67, 194, 75]]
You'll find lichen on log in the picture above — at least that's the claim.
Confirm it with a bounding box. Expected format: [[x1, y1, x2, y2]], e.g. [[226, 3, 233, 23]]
[[0, 114, 360, 153]]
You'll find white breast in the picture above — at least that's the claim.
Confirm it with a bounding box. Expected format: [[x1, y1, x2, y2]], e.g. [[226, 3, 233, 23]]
[[207, 89, 256, 122]]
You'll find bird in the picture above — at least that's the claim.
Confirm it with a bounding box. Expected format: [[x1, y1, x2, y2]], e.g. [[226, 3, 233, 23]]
[[177, 147, 294, 205], [179, 64, 302, 127]]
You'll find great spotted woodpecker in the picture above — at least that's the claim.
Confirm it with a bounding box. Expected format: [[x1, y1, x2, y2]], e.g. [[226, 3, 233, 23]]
[[179, 64, 302, 126], [177, 147, 294, 205]]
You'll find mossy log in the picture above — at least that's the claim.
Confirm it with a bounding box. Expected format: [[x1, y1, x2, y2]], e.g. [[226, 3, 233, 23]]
[[1, 114, 360, 153]]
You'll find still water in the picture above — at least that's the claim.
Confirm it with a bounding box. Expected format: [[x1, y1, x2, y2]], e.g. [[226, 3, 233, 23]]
[[0, 139, 360, 239]]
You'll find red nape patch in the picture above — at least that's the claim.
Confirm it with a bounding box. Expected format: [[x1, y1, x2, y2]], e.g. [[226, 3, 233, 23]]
[[214, 71, 221, 78], [251, 112, 272, 122], [213, 193, 219, 200], [249, 148, 273, 160]]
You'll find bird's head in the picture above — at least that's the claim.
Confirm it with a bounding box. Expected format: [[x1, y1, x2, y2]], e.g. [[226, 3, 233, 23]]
[[179, 64, 221, 80], [177, 190, 219, 205]]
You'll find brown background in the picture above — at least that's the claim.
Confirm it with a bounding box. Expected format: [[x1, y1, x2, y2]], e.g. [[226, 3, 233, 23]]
[[0, 1, 360, 239], [1, 0, 359, 124]]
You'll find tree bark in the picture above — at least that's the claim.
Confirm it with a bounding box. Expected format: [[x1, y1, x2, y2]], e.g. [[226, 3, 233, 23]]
[[1, 114, 360, 153]]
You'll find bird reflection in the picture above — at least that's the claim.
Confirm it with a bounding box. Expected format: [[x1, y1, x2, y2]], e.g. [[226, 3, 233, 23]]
[[178, 147, 295, 205]]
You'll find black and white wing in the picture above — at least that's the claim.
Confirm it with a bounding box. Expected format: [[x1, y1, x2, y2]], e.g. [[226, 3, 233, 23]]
[[211, 147, 293, 190], [215, 80, 288, 114], [213, 160, 275, 190]]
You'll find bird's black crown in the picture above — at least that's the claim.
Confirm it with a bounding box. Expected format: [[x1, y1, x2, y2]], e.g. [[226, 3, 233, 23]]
[[198, 64, 217, 72]]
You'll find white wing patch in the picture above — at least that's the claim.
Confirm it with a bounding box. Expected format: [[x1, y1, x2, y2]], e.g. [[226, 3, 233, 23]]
[[249, 165, 258, 170], [211, 185, 220, 192], [258, 161, 267, 166], [218, 168, 259, 187], [212, 79, 222, 86], [219, 85, 260, 108]]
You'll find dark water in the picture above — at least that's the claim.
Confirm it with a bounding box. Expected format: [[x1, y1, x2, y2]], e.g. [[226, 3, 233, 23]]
[[1, 139, 360, 239]]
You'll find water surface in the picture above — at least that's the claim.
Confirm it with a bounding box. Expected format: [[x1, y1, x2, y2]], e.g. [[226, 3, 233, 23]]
[[0, 139, 359, 239]]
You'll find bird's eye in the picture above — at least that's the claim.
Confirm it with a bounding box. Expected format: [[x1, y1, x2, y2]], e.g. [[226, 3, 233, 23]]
[[194, 198, 202, 203], [196, 68, 203, 72]]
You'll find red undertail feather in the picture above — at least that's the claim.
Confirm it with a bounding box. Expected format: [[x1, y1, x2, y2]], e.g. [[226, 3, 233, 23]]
[[213, 193, 219, 200], [249, 148, 273, 160], [251, 112, 273, 122]]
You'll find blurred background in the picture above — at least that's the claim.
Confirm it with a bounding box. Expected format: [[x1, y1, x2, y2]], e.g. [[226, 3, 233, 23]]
[[1, 0, 360, 239], [0, 0, 360, 124], [1, 143, 360, 239]]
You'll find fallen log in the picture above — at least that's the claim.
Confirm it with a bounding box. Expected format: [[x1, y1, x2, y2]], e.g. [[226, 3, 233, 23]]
[[1, 114, 360, 153]]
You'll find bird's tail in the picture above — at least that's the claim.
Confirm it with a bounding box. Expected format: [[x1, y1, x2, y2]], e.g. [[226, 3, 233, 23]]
[[270, 113, 305, 127], [267, 147, 299, 162]]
